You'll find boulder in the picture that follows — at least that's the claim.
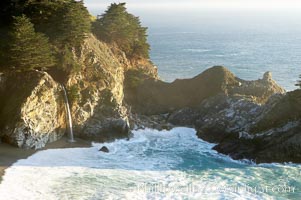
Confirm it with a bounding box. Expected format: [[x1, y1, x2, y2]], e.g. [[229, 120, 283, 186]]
[[0, 71, 65, 149], [99, 146, 109, 153]]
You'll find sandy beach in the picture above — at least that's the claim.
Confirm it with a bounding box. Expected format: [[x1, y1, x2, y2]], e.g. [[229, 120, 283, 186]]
[[0, 137, 91, 183]]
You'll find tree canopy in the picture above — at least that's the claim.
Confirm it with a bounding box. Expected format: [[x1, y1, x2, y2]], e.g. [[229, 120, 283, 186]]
[[9, 15, 55, 71], [0, 0, 91, 72], [23, 0, 91, 47], [93, 3, 150, 59]]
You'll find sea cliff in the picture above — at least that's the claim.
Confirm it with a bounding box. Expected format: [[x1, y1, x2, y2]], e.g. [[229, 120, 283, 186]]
[[0, 34, 300, 164]]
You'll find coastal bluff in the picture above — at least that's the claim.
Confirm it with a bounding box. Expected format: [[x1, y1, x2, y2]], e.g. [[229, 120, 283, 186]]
[[1, 35, 301, 164], [126, 66, 284, 114]]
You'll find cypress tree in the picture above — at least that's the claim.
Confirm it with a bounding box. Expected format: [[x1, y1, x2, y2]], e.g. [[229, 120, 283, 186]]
[[24, 0, 91, 47], [93, 3, 150, 59], [9, 15, 55, 70]]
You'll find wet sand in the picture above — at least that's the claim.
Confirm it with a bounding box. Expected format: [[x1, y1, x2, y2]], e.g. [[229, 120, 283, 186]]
[[0, 137, 91, 183]]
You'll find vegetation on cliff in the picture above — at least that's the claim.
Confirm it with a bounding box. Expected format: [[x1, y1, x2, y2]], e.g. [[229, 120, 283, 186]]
[[93, 3, 150, 60], [9, 15, 55, 71], [0, 0, 91, 73], [0, 1, 151, 76]]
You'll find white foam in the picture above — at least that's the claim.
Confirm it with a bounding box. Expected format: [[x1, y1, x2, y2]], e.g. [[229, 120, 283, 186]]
[[183, 48, 212, 53], [0, 127, 300, 199]]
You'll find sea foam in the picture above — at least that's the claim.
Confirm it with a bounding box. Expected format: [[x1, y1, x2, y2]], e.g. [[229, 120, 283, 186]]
[[0, 127, 300, 199]]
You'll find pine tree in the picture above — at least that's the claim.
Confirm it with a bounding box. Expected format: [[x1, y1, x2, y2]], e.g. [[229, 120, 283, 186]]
[[93, 3, 150, 59], [56, 0, 91, 46], [9, 15, 55, 70], [24, 0, 91, 47]]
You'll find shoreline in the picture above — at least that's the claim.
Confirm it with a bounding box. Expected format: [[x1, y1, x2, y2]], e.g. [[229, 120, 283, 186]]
[[0, 137, 91, 183]]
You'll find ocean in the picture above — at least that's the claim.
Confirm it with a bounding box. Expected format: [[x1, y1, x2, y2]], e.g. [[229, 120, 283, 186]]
[[1, 6, 301, 200], [1, 128, 300, 199], [146, 14, 301, 92], [87, 6, 301, 91]]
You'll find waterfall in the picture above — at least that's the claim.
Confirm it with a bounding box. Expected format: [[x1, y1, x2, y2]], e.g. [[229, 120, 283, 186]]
[[61, 84, 75, 143]]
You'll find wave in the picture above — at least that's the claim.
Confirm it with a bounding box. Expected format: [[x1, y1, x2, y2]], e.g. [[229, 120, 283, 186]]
[[183, 48, 212, 53], [0, 127, 300, 199]]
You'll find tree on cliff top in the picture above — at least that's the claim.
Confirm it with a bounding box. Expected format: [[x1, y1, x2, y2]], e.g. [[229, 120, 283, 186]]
[[93, 3, 150, 59], [24, 0, 91, 47], [9, 15, 55, 70]]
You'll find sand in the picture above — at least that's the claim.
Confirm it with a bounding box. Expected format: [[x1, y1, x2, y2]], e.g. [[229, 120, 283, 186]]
[[0, 137, 91, 183]]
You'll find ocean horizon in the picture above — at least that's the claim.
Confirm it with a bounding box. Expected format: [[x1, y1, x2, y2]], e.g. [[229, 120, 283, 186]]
[[1, 1, 301, 200], [90, 6, 301, 91]]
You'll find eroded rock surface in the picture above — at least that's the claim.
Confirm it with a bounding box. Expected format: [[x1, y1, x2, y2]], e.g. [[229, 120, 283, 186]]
[[213, 90, 301, 163], [0, 71, 65, 149]]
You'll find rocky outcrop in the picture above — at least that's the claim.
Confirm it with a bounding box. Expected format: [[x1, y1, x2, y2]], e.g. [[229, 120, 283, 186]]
[[0, 71, 65, 149], [127, 66, 284, 115], [66, 35, 131, 142], [1, 27, 298, 165], [168, 87, 301, 163], [213, 90, 301, 163], [162, 68, 301, 163], [0, 34, 159, 148], [229, 71, 285, 104], [99, 146, 109, 153]]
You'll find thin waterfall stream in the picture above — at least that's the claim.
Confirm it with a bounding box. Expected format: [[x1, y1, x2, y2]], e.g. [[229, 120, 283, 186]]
[[61, 84, 75, 143]]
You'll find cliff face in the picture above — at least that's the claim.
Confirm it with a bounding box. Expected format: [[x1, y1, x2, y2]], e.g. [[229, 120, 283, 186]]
[[0, 34, 159, 148], [66, 35, 130, 141], [212, 90, 301, 163], [0, 71, 65, 149], [166, 80, 301, 163], [1, 32, 299, 164]]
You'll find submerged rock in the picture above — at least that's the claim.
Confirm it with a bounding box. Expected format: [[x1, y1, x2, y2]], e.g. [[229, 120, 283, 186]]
[[99, 146, 109, 153]]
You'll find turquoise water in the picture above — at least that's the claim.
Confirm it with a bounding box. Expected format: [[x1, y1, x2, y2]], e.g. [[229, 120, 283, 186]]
[[1, 128, 300, 199]]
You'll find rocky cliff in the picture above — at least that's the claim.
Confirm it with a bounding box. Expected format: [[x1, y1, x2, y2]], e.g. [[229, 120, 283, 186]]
[[0, 34, 157, 148], [66, 35, 130, 142], [0, 71, 65, 149], [163, 71, 301, 163], [212, 90, 301, 163], [1, 33, 300, 164]]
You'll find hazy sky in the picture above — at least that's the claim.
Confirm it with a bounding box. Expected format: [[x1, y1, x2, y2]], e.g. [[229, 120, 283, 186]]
[[84, 0, 301, 30], [84, 0, 301, 11]]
